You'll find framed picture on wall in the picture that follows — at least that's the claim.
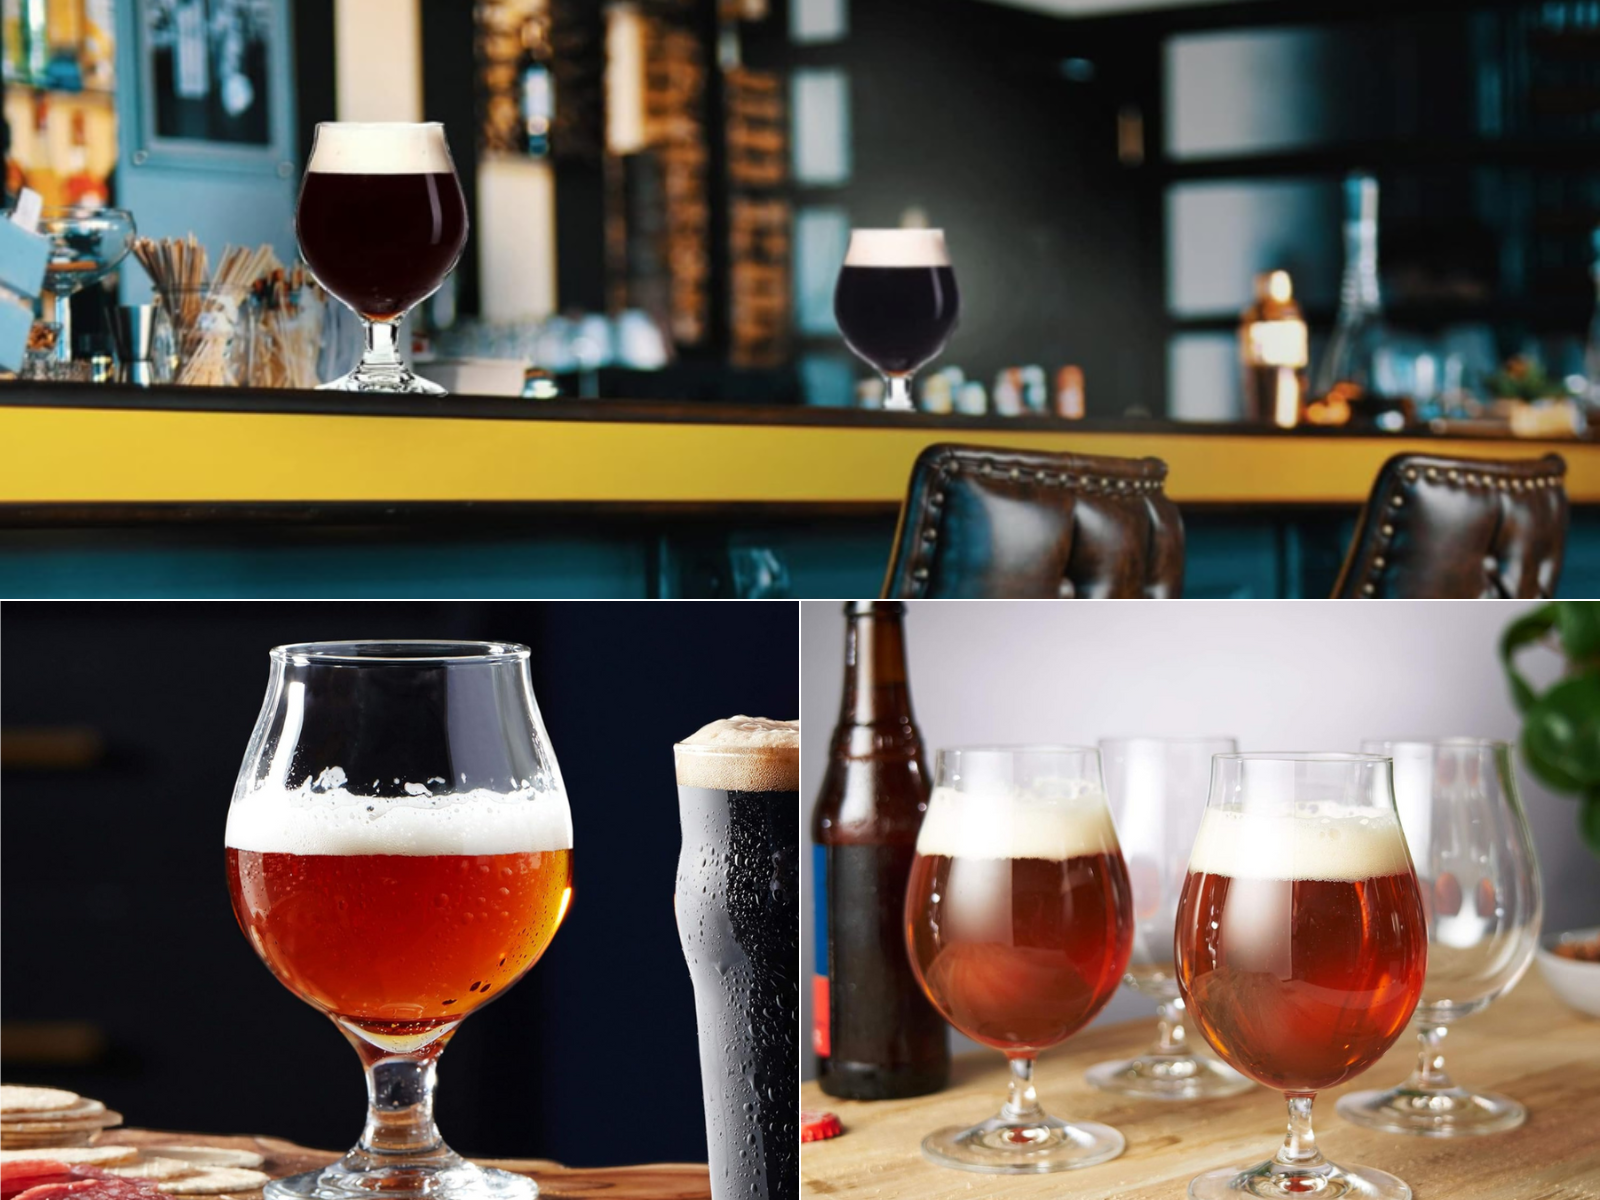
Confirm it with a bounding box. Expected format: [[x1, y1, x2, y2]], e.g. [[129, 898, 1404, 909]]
[[124, 0, 295, 176]]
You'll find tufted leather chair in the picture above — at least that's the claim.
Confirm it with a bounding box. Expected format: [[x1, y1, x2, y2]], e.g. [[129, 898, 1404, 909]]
[[881, 443, 1185, 599], [1332, 453, 1568, 599]]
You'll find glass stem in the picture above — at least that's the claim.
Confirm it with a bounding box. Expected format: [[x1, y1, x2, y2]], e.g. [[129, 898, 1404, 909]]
[[1274, 1093, 1326, 1170], [361, 317, 406, 378], [1153, 998, 1188, 1056], [1001, 1056, 1044, 1124], [1413, 1023, 1454, 1091], [361, 1054, 445, 1157], [884, 374, 914, 411]]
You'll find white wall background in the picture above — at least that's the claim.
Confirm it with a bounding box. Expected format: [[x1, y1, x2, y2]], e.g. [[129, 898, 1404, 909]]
[[800, 600, 1600, 1079]]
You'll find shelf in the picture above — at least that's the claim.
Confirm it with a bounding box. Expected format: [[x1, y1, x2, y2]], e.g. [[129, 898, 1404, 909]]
[[1158, 138, 1600, 183]]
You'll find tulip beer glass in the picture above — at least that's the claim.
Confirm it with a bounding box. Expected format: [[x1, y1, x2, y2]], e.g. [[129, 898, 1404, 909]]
[[226, 642, 573, 1200], [296, 122, 469, 393], [833, 229, 960, 411], [1087, 736, 1252, 1100], [1337, 739, 1541, 1136], [905, 746, 1134, 1173], [1176, 753, 1427, 1200]]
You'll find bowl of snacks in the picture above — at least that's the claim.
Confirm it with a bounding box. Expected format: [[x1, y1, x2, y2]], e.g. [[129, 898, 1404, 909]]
[[1537, 927, 1600, 1018]]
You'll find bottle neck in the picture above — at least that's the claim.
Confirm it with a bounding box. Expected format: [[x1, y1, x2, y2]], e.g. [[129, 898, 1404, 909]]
[[1340, 216, 1382, 316], [841, 607, 917, 731]]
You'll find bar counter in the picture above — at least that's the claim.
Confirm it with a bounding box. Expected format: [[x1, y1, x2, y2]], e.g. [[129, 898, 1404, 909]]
[[0, 383, 1596, 597]]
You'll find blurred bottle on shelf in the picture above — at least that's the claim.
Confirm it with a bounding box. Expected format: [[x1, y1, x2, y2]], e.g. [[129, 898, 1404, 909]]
[[1055, 364, 1085, 418], [1239, 269, 1307, 428], [518, 14, 553, 158], [1310, 174, 1411, 431], [61, 109, 104, 207]]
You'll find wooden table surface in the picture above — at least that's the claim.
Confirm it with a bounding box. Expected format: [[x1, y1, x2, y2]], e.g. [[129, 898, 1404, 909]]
[[801, 971, 1600, 1199], [93, 1129, 709, 1200]]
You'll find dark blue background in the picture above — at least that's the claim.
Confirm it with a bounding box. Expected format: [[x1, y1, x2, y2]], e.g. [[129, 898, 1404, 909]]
[[0, 601, 798, 1167]]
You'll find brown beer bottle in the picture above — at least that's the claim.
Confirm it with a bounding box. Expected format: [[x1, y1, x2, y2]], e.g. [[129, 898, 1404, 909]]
[[811, 601, 949, 1099]]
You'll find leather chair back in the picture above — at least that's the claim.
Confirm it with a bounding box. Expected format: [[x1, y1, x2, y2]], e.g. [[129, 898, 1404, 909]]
[[882, 443, 1185, 599], [1333, 452, 1568, 598]]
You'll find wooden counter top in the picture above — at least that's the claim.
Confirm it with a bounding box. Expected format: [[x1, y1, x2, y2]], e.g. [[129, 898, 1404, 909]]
[[0, 386, 1595, 511], [800, 971, 1600, 1200], [89, 1129, 708, 1200]]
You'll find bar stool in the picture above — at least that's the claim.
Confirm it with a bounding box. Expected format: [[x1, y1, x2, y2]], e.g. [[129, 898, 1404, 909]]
[[1332, 452, 1568, 598], [881, 443, 1185, 598]]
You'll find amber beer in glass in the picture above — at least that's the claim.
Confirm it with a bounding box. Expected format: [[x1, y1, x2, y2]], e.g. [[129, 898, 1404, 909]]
[[226, 641, 573, 1200], [905, 746, 1133, 1173], [1176, 753, 1427, 1200]]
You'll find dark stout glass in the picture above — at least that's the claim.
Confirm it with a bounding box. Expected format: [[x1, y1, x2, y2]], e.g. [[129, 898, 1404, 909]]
[[297, 172, 468, 320], [675, 718, 798, 1200], [834, 265, 960, 376]]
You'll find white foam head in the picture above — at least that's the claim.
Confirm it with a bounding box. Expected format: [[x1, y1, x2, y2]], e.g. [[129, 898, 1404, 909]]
[[226, 776, 572, 857], [1187, 807, 1411, 882], [306, 122, 455, 175], [674, 716, 798, 792], [844, 228, 950, 268], [917, 782, 1119, 861]]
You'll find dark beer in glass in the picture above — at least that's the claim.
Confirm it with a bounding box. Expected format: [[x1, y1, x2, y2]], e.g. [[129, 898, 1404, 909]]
[[296, 122, 469, 393], [812, 601, 949, 1100], [675, 718, 798, 1200], [833, 229, 959, 411]]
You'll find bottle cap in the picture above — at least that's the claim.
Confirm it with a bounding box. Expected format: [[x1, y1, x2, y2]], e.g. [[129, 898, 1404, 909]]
[[801, 1110, 843, 1143]]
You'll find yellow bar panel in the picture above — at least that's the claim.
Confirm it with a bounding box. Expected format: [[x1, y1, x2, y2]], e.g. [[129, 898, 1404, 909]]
[[0, 405, 1594, 506]]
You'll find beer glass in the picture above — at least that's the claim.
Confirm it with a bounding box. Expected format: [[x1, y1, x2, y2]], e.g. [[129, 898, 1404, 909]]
[[296, 122, 469, 393], [674, 717, 798, 1200], [1176, 753, 1427, 1200], [833, 229, 960, 411], [1087, 737, 1252, 1100], [905, 746, 1134, 1173], [1338, 739, 1541, 1137], [226, 641, 573, 1200]]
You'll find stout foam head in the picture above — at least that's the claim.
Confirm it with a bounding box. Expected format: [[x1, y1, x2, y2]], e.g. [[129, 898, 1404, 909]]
[[917, 783, 1119, 861], [674, 716, 798, 792], [226, 779, 572, 857], [1187, 808, 1411, 882], [307, 122, 455, 175], [843, 228, 950, 268]]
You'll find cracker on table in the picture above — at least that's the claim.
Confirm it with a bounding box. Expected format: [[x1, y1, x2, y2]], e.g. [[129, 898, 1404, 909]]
[[0, 1111, 122, 1134], [145, 1148, 265, 1170], [103, 1157, 200, 1181], [0, 1101, 106, 1124], [158, 1168, 272, 1194], [0, 1146, 139, 1166], [0, 1088, 81, 1115]]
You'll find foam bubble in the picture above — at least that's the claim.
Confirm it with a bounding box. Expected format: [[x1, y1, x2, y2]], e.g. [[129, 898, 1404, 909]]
[[674, 716, 798, 792], [843, 229, 950, 268], [1187, 807, 1411, 882], [225, 781, 572, 856], [307, 123, 455, 175], [916, 784, 1119, 861]]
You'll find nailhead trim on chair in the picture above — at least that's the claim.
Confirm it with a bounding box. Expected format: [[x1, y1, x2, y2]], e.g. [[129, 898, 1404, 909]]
[[1354, 458, 1568, 598], [902, 452, 1170, 596]]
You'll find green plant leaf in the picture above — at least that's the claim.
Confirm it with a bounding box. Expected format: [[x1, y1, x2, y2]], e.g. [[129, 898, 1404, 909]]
[[1522, 673, 1600, 794], [1500, 604, 1557, 714], [1554, 601, 1600, 667], [1581, 790, 1600, 859]]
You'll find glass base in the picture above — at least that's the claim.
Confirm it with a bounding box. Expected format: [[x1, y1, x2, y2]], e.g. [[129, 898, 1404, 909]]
[[319, 366, 448, 395], [921, 1112, 1125, 1174], [266, 1160, 536, 1200], [1189, 1159, 1411, 1200], [1087, 1052, 1254, 1101], [1336, 1083, 1526, 1137]]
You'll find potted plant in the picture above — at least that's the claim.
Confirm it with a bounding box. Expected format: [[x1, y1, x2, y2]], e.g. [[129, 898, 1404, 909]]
[[1502, 601, 1600, 1014]]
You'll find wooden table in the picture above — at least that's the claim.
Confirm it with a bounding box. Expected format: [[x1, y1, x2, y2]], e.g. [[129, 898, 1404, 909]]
[[94, 1130, 709, 1200], [800, 972, 1600, 1199]]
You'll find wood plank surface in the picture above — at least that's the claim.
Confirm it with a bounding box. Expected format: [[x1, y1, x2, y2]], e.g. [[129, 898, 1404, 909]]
[[800, 971, 1600, 1199], [91, 1130, 709, 1200]]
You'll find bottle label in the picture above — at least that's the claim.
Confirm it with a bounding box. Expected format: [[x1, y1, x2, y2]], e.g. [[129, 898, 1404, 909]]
[[812, 843, 830, 1059]]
